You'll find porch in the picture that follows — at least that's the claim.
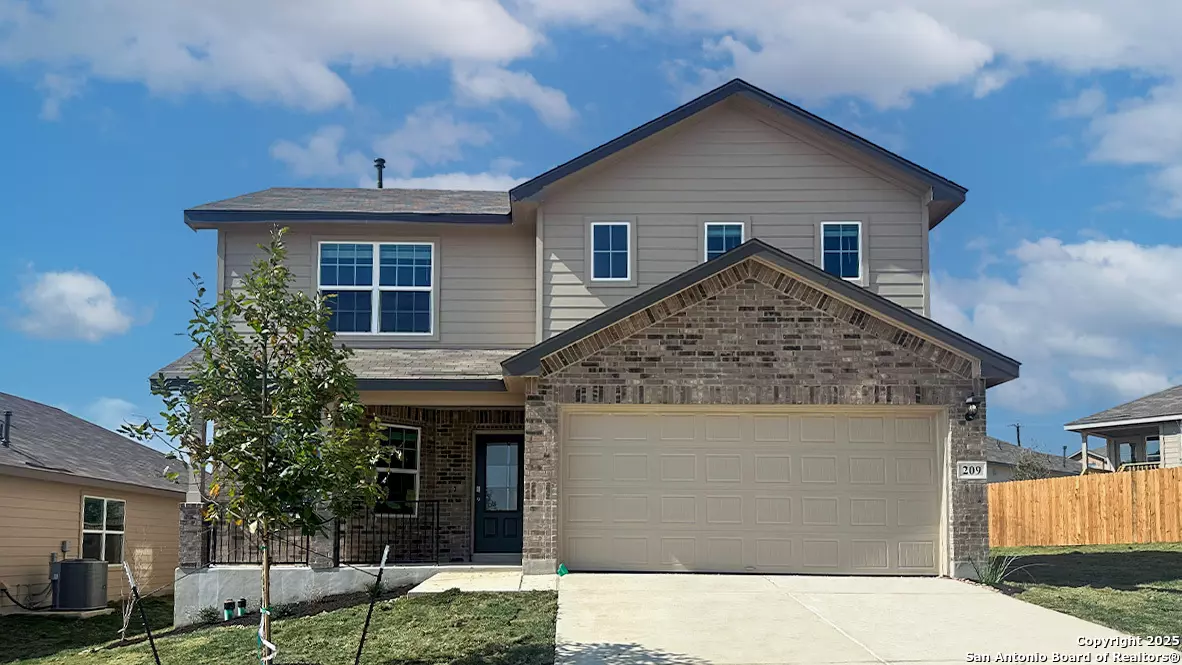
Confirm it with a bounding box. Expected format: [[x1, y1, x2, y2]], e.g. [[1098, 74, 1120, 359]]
[[1068, 420, 1181, 473], [185, 404, 527, 570]]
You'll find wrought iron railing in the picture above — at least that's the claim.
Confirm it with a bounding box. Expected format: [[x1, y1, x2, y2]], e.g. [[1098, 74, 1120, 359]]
[[207, 519, 312, 565], [336, 500, 441, 565]]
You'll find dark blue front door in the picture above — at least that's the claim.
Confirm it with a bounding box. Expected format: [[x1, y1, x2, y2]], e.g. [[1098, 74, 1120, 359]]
[[474, 434, 524, 554]]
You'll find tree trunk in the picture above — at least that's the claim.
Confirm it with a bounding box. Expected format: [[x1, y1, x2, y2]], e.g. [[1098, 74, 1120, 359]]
[[260, 524, 272, 644]]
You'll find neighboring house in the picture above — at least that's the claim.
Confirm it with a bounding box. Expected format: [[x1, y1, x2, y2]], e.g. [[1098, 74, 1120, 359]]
[[1065, 384, 1182, 472], [159, 78, 1020, 604], [0, 392, 184, 612], [983, 437, 1079, 482], [1068, 446, 1117, 472]]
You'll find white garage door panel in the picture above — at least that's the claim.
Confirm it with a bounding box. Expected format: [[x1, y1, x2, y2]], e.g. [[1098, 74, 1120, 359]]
[[561, 410, 941, 575]]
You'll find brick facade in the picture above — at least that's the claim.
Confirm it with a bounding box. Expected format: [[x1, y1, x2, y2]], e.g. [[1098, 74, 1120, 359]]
[[523, 259, 989, 576], [364, 406, 524, 562]]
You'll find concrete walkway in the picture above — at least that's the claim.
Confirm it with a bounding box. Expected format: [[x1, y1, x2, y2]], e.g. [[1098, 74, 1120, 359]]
[[407, 568, 557, 595], [556, 573, 1178, 664]]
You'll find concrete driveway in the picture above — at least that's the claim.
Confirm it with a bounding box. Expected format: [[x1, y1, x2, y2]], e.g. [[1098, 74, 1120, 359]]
[[556, 574, 1178, 664]]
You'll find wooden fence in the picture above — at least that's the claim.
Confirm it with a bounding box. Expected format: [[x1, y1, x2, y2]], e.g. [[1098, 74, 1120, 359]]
[[988, 466, 1182, 548]]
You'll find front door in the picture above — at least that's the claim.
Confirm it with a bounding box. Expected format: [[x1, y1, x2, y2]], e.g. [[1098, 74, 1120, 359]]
[[474, 434, 524, 554]]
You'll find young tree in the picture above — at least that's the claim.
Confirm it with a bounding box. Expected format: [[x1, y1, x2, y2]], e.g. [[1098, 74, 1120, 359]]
[[126, 227, 382, 644], [1013, 449, 1052, 481]]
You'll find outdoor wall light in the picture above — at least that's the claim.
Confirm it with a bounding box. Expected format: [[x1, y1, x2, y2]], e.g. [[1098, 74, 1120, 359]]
[[964, 395, 981, 421]]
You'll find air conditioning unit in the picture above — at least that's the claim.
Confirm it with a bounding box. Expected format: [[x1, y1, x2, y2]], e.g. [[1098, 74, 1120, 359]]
[[50, 560, 108, 611]]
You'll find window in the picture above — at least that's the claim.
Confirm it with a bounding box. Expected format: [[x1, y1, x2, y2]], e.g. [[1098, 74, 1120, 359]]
[[483, 442, 519, 512], [590, 222, 631, 280], [318, 242, 434, 334], [82, 496, 125, 563], [704, 222, 744, 261], [821, 222, 862, 280], [375, 425, 419, 515], [1147, 437, 1162, 463]]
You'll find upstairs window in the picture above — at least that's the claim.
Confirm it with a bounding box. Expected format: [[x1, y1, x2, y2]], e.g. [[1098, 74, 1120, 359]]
[[318, 242, 434, 335], [704, 222, 744, 261], [590, 222, 631, 281], [821, 222, 862, 280]]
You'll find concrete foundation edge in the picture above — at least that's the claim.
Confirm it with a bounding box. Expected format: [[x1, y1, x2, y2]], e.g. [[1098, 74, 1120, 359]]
[[173, 565, 439, 627], [522, 558, 556, 575]]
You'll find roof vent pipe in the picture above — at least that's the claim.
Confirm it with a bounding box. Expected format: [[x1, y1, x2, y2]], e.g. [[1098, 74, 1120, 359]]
[[374, 158, 386, 189], [2, 410, 11, 447]]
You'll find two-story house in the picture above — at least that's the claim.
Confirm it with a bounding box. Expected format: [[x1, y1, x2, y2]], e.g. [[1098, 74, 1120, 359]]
[[159, 79, 1019, 618]]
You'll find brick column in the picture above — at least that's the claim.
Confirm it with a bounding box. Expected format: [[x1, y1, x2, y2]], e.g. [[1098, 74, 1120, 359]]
[[178, 503, 208, 569], [308, 508, 337, 569], [522, 379, 559, 574], [948, 381, 989, 578]]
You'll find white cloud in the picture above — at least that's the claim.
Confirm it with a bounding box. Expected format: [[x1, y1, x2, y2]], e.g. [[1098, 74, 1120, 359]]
[[452, 65, 576, 128], [1054, 86, 1107, 118], [36, 72, 82, 120], [15, 270, 139, 341], [933, 237, 1182, 413], [511, 0, 646, 27], [1068, 369, 1173, 401], [82, 397, 140, 434], [0, 0, 539, 111], [373, 105, 494, 175], [383, 171, 526, 190], [973, 67, 1021, 99], [270, 126, 370, 179]]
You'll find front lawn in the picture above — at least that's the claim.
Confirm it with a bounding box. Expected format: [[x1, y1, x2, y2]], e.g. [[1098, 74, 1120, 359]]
[[0, 596, 174, 663], [992, 542, 1182, 637], [4, 590, 557, 665]]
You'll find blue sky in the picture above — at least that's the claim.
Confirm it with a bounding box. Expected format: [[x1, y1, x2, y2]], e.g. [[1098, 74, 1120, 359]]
[[2, 1, 1182, 456]]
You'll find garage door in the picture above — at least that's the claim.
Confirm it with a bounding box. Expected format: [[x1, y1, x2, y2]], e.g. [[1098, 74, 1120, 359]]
[[560, 409, 942, 575]]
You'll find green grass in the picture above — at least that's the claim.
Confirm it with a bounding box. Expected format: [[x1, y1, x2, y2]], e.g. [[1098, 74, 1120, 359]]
[[990, 543, 1182, 636], [5, 590, 557, 665], [0, 596, 175, 663]]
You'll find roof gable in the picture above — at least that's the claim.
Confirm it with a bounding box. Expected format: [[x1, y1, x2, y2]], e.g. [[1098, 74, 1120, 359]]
[[511, 79, 967, 227], [502, 239, 1018, 384]]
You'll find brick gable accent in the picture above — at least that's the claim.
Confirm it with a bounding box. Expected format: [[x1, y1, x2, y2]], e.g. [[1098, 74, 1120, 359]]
[[538, 257, 976, 380], [522, 275, 988, 577]]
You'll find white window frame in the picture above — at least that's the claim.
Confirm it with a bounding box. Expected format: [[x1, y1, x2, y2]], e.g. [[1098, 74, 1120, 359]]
[[316, 241, 436, 336], [589, 221, 632, 282], [703, 221, 746, 262], [820, 221, 864, 282], [375, 424, 420, 518], [81, 495, 125, 564]]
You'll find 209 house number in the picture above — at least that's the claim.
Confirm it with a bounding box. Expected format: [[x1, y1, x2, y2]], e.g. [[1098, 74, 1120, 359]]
[[956, 461, 987, 480]]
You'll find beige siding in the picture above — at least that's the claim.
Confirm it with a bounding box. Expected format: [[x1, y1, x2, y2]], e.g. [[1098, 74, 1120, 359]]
[[220, 221, 536, 348], [541, 99, 929, 337], [0, 474, 181, 609]]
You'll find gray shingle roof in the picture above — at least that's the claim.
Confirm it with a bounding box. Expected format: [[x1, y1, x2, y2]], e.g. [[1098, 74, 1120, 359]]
[[189, 188, 510, 215], [157, 347, 517, 382], [0, 392, 185, 494], [1066, 384, 1182, 427], [984, 436, 1080, 474]]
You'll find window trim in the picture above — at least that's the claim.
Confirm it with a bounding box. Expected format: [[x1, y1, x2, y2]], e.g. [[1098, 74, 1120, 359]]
[[588, 220, 634, 283], [316, 240, 438, 337], [81, 495, 125, 565], [702, 221, 747, 262], [374, 423, 421, 518], [819, 221, 865, 283]]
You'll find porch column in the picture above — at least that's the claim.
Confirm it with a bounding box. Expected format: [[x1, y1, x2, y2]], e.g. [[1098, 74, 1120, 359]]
[[1161, 421, 1182, 468], [1079, 432, 1089, 474], [179, 413, 209, 570], [1106, 438, 1119, 471]]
